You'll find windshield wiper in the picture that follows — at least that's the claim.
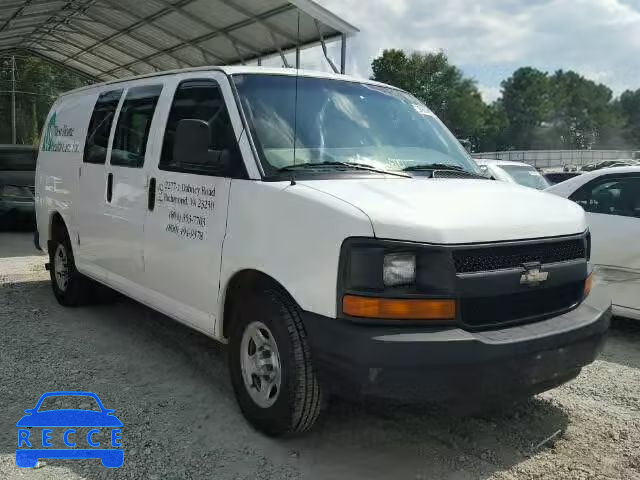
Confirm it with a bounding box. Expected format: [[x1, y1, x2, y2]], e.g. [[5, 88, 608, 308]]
[[279, 161, 410, 178]]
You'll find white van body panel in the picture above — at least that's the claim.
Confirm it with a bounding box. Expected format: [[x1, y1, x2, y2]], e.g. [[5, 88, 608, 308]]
[[58, 66, 395, 100], [136, 70, 260, 335], [300, 178, 587, 244], [35, 91, 92, 251], [217, 180, 374, 336]]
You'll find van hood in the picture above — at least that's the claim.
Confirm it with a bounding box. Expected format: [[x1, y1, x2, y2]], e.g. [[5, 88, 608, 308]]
[[298, 178, 586, 244]]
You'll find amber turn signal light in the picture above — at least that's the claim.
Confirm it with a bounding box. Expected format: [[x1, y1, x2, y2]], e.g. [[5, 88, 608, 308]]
[[342, 295, 456, 320], [584, 273, 593, 297]]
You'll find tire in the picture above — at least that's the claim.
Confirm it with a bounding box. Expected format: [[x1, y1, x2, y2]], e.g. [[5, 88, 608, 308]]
[[229, 285, 324, 436], [49, 224, 94, 306]]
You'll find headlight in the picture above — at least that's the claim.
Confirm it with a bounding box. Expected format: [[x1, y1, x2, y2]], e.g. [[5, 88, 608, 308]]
[[338, 238, 456, 321], [383, 253, 416, 287]]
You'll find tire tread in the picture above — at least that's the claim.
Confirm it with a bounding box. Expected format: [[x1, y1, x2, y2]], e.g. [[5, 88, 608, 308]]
[[265, 287, 323, 434]]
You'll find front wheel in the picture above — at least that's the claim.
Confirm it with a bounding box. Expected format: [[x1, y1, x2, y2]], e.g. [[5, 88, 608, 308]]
[[229, 286, 324, 436]]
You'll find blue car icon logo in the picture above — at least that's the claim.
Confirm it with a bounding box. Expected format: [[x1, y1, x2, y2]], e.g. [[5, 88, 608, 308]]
[[16, 391, 123, 468]]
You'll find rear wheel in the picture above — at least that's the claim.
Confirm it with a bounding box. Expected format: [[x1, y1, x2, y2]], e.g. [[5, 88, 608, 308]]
[[49, 225, 94, 306], [229, 285, 324, 436]]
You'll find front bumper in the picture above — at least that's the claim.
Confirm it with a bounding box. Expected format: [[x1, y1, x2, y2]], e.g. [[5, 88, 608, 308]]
[[302, 286, 611, 403]]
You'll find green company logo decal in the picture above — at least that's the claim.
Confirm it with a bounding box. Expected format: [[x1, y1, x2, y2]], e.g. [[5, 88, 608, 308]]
[[42, 113, 80, 153], [42, 113, 57, 151]]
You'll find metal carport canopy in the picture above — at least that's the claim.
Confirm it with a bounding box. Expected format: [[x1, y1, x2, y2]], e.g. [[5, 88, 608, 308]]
[[0, 0, 358, 81]]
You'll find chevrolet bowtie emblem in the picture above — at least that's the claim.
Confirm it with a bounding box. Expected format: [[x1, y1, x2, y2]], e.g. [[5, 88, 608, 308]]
[[520, 263, 549, 287]]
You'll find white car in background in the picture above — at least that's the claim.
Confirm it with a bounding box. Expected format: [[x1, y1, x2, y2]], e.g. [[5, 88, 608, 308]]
[[547, 167, 640, 320], [475, 159, 551, 190]]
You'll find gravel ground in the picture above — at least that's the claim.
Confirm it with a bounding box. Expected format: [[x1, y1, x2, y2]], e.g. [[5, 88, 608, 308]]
[[0, 231, 639, 480]]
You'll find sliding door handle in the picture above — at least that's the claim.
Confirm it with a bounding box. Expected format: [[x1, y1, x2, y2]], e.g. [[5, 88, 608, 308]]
[[148, 177, 156, 211], [106, 173, 113, 203]]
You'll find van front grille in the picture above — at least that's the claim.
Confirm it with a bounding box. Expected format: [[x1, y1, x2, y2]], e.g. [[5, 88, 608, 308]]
[[453, 239, 585, 273], [460, 281, 584, 329]]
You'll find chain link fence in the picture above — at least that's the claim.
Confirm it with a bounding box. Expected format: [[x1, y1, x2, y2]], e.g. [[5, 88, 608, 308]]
[[473, 150, 640, 168]]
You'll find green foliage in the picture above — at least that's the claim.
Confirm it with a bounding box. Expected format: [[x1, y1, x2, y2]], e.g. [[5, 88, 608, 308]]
[[371, 49, 492, 148], [0, 56, 89, 145], [476, 102, 509, 152], [500, 68, 624, 150], [371, 49, 640, 152], [500, 67, 553, 149], [619, 89, 640, 148]]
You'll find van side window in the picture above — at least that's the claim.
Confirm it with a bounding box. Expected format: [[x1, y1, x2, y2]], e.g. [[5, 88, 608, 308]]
[[84, 89, 123, 164], [159, 79, 243, 177], [111, 85, 163, 168]]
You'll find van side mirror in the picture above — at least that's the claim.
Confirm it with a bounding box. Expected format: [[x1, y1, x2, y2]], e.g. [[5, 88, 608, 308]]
[[173, 119, 230, 172]]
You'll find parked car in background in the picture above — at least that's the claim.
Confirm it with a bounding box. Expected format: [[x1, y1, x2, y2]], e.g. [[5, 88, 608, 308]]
[[475, 159, 551, 190], [0, 144, 37, 227], [546, 166, 640, 320], [581, 160, 638, 172], [543, 171, 582, 185]]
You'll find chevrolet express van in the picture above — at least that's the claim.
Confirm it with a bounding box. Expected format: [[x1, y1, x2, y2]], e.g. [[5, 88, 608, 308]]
[[35, 67, 611, 436]]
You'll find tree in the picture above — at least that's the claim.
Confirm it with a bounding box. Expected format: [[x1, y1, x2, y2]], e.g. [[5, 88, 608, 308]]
[[546, 70, 622, 149], [370, 49, 490, 147], [0, 56, 88, 145], [500, 67, 552, 150], [475, 102, 509, 152], [499, 67, 628, 150], [619, 89, 640, 148]]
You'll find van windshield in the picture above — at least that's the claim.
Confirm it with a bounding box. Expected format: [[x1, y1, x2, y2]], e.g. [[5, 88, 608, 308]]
[[232, 74, 480, 178]]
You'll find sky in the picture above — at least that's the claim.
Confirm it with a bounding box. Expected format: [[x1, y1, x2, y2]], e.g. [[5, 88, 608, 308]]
[[289, 0, 640, 103]]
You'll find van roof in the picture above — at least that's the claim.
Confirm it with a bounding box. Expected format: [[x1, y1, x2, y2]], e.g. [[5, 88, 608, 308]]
[[59, 66, 398, 98]]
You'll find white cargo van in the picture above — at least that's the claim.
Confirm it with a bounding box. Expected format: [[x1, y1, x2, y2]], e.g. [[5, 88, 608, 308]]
[[35, 66, 610, 436]]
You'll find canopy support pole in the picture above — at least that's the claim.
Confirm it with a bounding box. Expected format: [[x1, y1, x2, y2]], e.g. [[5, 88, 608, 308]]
[[11, 55, 16, 143], [314, 19, 338, 74], [232, 41, 246, 65], [270, 31, 290, 68]]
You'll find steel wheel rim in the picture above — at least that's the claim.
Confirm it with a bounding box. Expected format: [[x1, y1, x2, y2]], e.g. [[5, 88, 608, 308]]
[[54, 244, 70, 292], [240, 321, 282, 408]]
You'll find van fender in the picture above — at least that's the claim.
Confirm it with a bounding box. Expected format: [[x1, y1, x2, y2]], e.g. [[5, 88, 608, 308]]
[[215, 181, 374, 340]]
